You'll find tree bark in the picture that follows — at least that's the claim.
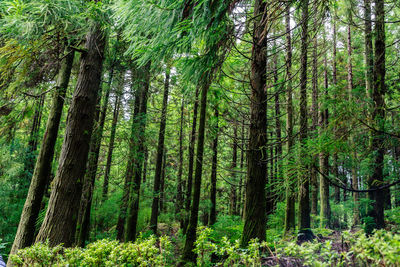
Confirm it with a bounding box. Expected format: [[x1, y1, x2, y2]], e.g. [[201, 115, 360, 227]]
[[182, 75, 211, 262], [124, 62, 151, 241], [75, 61, 115, 247], [176, 97, 185, 225], [230, 123, 238, 215], [116, 68, 142, 241], [364, 0, 373, 99], [209, 105, 218, 226], [35, 22, 106, 247], [320, 46, 331, 229], [311, 24, 319, 217], [368, 0, 386, 230], [9, 48, 74, 259], [102, 73, 123, 201], [284, 2, 296, 234], [150, 66, 171, 235], [183, 86, 200, 233], [298, 0, 312, 238], [241, 0, 268, 246]]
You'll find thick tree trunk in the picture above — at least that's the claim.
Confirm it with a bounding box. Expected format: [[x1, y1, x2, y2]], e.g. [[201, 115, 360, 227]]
[[150, 67, 170, 235], [75, 62, 116, 247], [102, 73, 123, 201], [284, 2, 296, 234], [209, 105, 218, 226], [273, 44, 282, 202], [298, 0, 312, 238], [368, 0, 386, 230], [241, 0, 268, 246], [124, 63, 151, 241], [183, 86, 200, 233], [35, 22, 106, 247], [176, 97, 185, 225], [9, 48, 74, 259], [116, 68, 142, 241], [182, 75, 211, 262]]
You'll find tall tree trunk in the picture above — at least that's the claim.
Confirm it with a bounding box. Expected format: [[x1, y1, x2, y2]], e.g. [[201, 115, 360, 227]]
[[320, 44, 331, 229], [241, 0, 268, 246], [102, 73, 123, 201], [273, 42, 282, 203], [284, 2, 296, 234], [298, 0, 312, 239], [116, 68, 142, 241], [183, 86, 200, 233], [182, 74, 212, 262], [176, 97, 185, 225], [238, 118, 245, 217], [332, 13, 341, 207], [364, 0, 373, 99], [159, 150, 167, 213], [124, 62, 151, 241], [150, 66, 171, 235], [230, 123, 238, 215], [209, 105, 218, 226], [76, 62, 115, 247], [368, 0, 386, 230], [35, 22, 106, 247], [346, 18, 360, 226], [9, 48, 74, 258], [311, 24, 319, 217], [142, 148, 149, 185]]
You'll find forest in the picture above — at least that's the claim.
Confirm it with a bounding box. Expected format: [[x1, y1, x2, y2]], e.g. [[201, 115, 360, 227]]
[[0, 0, 400, 266]]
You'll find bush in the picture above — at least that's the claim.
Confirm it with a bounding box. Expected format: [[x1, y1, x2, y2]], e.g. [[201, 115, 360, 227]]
[[10, 236, 173, 267]]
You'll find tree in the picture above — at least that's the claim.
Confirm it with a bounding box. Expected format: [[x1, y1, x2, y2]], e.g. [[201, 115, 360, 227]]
[[35, 20, 106, 247], [241, 0, 268, 246], [150, 66, 171, 235], [9, 47, 74, 257]]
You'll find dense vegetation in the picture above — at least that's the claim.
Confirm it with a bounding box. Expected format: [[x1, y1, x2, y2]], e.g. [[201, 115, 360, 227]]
[[0, 0, 400, 266]]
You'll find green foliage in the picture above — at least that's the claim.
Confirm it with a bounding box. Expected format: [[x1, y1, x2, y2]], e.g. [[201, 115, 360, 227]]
[[10, 236, 173, 267]]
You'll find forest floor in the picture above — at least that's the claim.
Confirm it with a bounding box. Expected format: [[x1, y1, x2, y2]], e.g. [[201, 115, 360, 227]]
[[262, 231, 349, 266]]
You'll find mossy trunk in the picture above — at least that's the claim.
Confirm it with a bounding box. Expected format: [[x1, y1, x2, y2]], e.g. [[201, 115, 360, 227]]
[[368, 0, 386, 230], [9, 47, 74, 259], [298, 0, 311, 235], [35, 22, 106, 247]]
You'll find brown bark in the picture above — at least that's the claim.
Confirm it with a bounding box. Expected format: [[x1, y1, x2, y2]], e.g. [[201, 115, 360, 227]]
[[9, 48, 74, 259], [298, 0, 311, 236], [75, 61, 115, 247], [150, 66, 170, 235], [182, 86, 200, 233], [182, 75, 211, 261], [230, 123, 238, 215], [368, 0, 386, 230], [35, 22, 106, 247], [124, 62, 151, 241], [241, 0, 268, 246], [116, 68, 142, 241]]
